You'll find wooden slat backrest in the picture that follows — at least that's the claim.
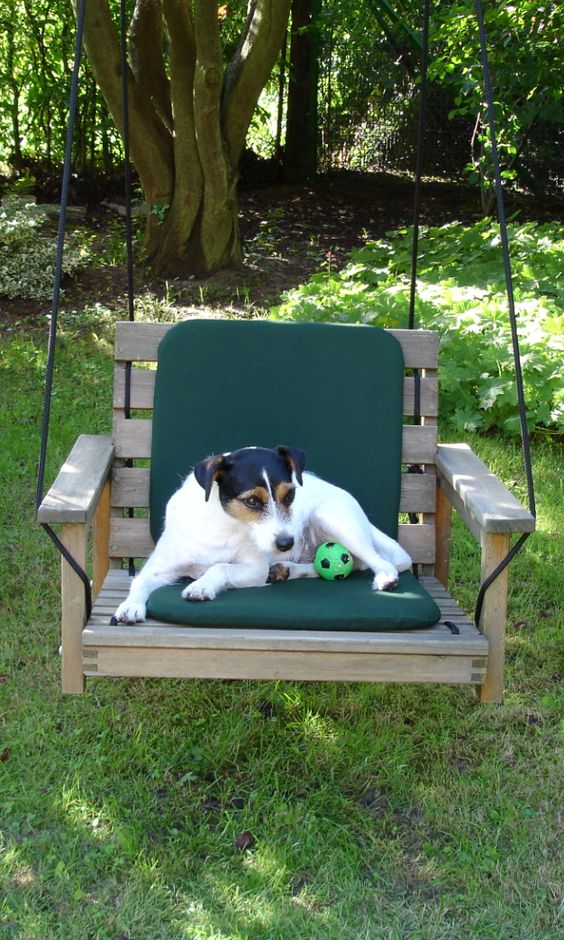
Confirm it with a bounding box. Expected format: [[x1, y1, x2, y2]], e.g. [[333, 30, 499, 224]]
[[110, 322, 439, 568]]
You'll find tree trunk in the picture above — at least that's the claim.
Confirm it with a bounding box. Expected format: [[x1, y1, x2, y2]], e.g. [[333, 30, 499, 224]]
[[283, 0, 321, 184], [5, 23, 23, 165], [72, 0, 291, 277]]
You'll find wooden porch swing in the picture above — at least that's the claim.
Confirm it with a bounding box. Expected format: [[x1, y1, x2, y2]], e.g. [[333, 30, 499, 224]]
[[36, 0, 535, 703], [37, 318, 534, 702]]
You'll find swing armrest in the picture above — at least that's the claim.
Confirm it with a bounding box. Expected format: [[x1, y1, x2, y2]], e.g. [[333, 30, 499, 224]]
[[37, 434, 115, 526], [436, 443, 535, 540]]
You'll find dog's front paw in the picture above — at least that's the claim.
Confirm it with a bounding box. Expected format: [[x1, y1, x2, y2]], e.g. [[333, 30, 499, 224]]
[[372, 565, 399, 592], [182, 579, 216, 602], [267, 563, 290, 583], [112, 600, 147, 624]]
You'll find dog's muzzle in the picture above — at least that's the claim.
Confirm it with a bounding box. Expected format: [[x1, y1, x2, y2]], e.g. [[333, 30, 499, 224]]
[[275, 534, 294, 553]]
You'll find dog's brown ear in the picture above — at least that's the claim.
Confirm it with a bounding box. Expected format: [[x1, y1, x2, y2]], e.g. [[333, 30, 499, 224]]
[[276, 446, 306, 486], [194, 454, 231, 502]]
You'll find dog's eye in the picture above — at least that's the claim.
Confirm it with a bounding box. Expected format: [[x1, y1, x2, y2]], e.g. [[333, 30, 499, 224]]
[[283, 489, 295, 507], [243, 496, 263, 511]]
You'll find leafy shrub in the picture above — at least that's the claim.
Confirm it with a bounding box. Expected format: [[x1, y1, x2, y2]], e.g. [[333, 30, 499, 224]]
[[0, 198, 89, 302], [272, 219, 563, 436]]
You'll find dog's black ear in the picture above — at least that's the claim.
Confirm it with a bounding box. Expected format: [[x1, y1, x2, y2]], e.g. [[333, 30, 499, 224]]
[[194, 454, 231, 502], [276, 445, 306, 486]]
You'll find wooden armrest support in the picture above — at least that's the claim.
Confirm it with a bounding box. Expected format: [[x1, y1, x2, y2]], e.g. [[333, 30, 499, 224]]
[[436, 443, 535, 540], [37, 434, 114, 526]]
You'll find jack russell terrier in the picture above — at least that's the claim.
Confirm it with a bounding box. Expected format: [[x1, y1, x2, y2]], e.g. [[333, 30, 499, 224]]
[[112, 446, 412, 623]]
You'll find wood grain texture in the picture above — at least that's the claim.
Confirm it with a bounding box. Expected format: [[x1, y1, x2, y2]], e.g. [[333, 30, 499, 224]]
[[85, 647, 485, 684], [88, 571, 482, 653], [60, 524, 87, 694], [37, 435, 114, 524], [476, 531, 510, 704], [114, 322, 440, 370], [107, 516, 435, 563], [436, 443, 535, 534], [113, 366, 439, 419], [92, 479, 111, 599], [434, 476, 453, 588]]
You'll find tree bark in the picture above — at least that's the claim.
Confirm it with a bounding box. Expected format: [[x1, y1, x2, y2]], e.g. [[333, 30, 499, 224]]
[[72, 0, 291, 277], [283, 0, 321, 183], [4, 23, 23, 165]]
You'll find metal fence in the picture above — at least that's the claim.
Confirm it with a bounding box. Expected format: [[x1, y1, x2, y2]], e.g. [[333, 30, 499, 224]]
[[317, 37, 563, 196]]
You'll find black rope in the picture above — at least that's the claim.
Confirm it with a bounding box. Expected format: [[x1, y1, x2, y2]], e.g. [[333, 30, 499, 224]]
[[37, 0, 139, 621], [36, 0, 86, 514], [119, 0, 135, 327], [407, 0, 429, 434], [119, 0, 137, 579], [473, 0, 536, 626], [406, 0, 535, 629], [408, 0, 430, 334], [36, 0, 92, 620], [405, 0, 429, 564]]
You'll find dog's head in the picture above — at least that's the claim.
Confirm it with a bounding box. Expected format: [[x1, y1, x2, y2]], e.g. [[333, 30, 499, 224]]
[[194, 446, 306, 555]]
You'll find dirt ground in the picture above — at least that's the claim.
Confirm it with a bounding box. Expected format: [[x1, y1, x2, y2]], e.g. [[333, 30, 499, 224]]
[[2, 171, 562, 324]]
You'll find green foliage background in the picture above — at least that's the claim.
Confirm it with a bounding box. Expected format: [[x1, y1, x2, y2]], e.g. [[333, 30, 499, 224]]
[[429, 1, 564, 198], [1, 0, 562, 203], [273, 219, 564, 437]]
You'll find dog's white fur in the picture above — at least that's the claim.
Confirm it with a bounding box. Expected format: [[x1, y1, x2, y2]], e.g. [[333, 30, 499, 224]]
[[113, 451, 412, 623]]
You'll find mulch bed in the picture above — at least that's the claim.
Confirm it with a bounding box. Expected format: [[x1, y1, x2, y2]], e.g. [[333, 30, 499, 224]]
[[2, 170, 561, 327]]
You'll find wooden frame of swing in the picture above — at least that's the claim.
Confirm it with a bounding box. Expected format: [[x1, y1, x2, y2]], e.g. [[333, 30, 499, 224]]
[[38, 322, 534, 702]]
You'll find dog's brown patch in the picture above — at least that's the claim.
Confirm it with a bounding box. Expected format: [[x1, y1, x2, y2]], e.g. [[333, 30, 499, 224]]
[[242, 486, 269, 505], [224, 486, 269, 524], [274, 482, 295, 516]]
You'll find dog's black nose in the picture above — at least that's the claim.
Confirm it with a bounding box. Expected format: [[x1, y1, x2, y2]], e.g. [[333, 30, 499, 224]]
[[275, 534, 294, 553]]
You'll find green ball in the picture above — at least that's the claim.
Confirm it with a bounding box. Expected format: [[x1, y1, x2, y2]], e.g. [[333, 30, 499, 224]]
[[313, 541, 354, 580]]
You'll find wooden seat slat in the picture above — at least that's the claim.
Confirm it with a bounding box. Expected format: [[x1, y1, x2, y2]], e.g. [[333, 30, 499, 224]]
[[111, 467, 151, 507], [109, 467, 437, 514], [108, 516, 436, 563], [111, 418, 438, 464], [114, 322, 439, 370], [113, 366, 439, 419]]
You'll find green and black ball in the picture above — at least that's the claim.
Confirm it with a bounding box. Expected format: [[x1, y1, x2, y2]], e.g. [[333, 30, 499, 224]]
[[313, 541, 354, 580]]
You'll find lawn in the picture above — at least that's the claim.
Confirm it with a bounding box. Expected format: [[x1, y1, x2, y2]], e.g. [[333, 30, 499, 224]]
[[0, 218, 562, 938]]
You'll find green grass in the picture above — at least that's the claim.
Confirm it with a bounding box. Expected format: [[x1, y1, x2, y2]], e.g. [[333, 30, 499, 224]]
[[1, 308, 562, 939]]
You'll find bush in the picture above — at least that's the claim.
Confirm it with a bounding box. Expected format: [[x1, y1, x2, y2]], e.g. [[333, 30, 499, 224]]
[[0, 197, 89, 302], [272, 219, 564, 436]]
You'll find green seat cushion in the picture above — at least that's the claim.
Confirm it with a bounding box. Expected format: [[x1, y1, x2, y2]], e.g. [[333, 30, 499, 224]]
[[147, 571, 441, 631], [150, 319, 404, 542]]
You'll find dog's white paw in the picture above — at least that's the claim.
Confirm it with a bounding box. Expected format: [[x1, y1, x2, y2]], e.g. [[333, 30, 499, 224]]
[[182, 579, 217, 602], [372, 565, 399, 592], [113, 600, 146, 624]]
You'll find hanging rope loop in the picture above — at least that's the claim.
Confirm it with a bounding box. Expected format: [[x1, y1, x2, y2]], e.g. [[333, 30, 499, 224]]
[[407, 0, 536, 628], [472, 0, 536, 626], [36, 0, 92, 618], [36, 0, 87, 517], [37, 0, 137, 618]]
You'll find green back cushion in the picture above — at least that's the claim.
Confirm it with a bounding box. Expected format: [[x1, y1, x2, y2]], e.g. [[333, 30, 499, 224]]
[[150, 320, 404, 542], [147, 320, 440, 631]]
